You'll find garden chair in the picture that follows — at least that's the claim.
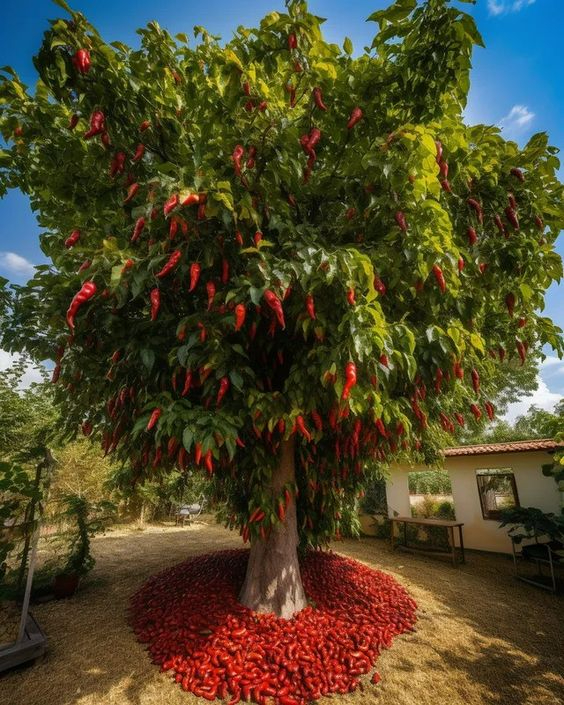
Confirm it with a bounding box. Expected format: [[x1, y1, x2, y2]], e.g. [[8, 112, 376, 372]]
[[175, 496, 206, 526], [511, 537, 564, 593]]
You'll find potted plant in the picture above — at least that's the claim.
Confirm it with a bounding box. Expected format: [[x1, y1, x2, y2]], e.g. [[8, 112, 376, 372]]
[[53, 494, 115, 599]]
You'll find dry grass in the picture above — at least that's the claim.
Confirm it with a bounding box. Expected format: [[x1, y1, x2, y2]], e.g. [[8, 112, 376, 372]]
[[1, 519, 563, 705]]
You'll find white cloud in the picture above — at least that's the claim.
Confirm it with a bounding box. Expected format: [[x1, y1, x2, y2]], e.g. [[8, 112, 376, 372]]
[[0, 251, 35, 278], [498, 105, 535, 136], [541, 356, 564, 372], [503, 376, 562, 423], [0, 350, 45, 389], [488, 0, 536, 16]]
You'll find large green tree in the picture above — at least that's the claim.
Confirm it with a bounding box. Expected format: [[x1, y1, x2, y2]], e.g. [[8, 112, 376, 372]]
[[1, 0, 562, 617]]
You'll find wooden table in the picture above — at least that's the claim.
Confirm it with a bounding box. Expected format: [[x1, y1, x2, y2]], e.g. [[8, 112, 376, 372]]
[[390, 517, 465, 566]]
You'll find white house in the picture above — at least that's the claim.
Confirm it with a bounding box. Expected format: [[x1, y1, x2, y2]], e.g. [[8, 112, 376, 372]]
[[385, 439, 563, 554]]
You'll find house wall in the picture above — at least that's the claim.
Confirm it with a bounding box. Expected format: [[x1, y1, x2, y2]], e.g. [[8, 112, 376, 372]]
[[386, 450, 559, 554]]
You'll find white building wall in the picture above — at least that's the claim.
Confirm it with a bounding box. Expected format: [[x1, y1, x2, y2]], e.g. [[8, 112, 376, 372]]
[[386, 450, 559, 554]]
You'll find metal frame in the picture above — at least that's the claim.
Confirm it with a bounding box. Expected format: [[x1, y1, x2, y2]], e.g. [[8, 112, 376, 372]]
[[175, 495, 206, 526], [476, 469, 520, 521], [511, 539, 561, 593]]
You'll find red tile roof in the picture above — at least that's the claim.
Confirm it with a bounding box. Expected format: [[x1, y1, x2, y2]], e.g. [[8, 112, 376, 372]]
[[444, 439, 563, 457]]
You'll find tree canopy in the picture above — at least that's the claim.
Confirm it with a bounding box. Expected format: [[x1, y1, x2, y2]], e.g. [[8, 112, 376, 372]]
[[0, 0, 562, 553]]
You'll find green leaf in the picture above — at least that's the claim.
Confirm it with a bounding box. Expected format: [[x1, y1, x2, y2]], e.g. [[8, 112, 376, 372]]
[[140, 348, 155, 372], [343, 37, 353, 55]]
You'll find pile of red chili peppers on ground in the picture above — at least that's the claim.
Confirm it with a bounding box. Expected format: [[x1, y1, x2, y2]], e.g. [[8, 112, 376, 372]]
[[130, 550, 417, 704]]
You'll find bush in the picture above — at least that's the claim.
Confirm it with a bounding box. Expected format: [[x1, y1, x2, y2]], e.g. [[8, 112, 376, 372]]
[[408, 471, 452, 495]]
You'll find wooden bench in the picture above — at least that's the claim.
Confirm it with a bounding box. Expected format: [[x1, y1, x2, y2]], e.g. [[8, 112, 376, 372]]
[[390, 516, 465, 566]]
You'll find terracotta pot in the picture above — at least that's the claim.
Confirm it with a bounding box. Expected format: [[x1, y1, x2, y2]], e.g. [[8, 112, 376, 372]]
[[53, 573, 80, 599]]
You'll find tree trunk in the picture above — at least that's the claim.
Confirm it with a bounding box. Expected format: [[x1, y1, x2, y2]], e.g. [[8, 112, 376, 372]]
[[239, 437, 308, 619]]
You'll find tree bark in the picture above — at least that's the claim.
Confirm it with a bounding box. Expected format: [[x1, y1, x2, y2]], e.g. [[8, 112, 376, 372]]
[[239, 437, 308, 619]]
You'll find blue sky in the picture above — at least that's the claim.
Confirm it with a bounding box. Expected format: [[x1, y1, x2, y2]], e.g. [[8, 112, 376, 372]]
[[0, 0, 562, 417]]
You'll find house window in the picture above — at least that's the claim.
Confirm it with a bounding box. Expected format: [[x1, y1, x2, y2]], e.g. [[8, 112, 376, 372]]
[[476, 468, 520, 520]]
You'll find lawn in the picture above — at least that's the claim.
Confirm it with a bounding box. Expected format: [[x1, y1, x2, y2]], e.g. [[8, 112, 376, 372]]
[[1, 520, 563, 705]]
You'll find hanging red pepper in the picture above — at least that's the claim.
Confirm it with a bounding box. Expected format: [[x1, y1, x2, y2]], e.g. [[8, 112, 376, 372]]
[[263, 289, 285, 328], [246, 146, 257, 169], [84, 110, 105, 139], [295, 415, 311, 441], [150, 288, 160, 321], [432, 264, 446, 294], [516, 339, 527, 365], [146, 408, 161, 431], [77, 259, 91, 273], [484, 401, 495, 421], [221, 258, 230, 284], [188, 263, 201, 292], [305, 294, 316, 320], [510, 167, 525, 182], [467, 226, 478, 246], [504, 206, 519, 230], [51, 364, 61, 384], [471, 368, 480, 394], [311, 410, 323, 431], [470, 403, 482, 421], [373, 276, 386, 296], [181, 369, 193, 397], [253, 231, 263, 247], [467, 198, 483, 224], [206, 281, 216, 311], [312, 87, 327, 111], [234, 304, 246, 331], [341, 361, 357, 400], [132, 143, 145, 163], [216, 377, 230, 406], [68, 114, 79, 130], [454, 412, 465, 427], [534, 215, 544, 231], [347, 106, 363, 129], [347, 287, 356, 306], [72, 48, 91, 74], [287, 33, 297, 50], [194, 442, 203, 465], [123, 182, 139, 204], [231, 145, 244, 177], [110, 151, 126, 178], [287, 82, 296, 108], [156, 250, 181, 278], [458, 257, 465, 273], [66, 281, 97, 331], [163, 193, 179, 217], [65, 229, 80, 248], [139, 119, 151, 132], [379, 353, 389, 368], [505, 292, 515, 317], [395, 211, 408, 232], [130, 217, 145, 243]]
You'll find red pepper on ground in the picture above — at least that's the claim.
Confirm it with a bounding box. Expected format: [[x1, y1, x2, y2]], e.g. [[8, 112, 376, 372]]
[[66, 281, 97, 331]]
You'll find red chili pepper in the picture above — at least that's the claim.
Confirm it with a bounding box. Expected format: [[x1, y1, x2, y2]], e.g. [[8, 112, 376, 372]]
[[129, 217, 145, 243], [216, 377, 230, 406], [435, 140, 443, 163], [150, 288, 160, 321], [432, 264, 446, 294], [156, 250, 181, 278], [312, 87, 327, 111], [505, 292, 515, 317], [467, 226, 478, 246], [246, 146, 257, 169], [221, 258, 230, 284], [121, 258, 134, 274], [123, 182, 139, 204], [470, 403, 482, 421], [51, 364, 61, 384], [178, 369, 191, 397], [68, 114, 79, 130], [287, 33, 297, 50], [394, 211, 408, 232], [131, 143, 145, 163], [375, 418, 387, 437], [72, 49, 91, 74], [457, 257, 464, 273], [188, 263, 201, 292], [308, 127, 321, 151], [467, 198, 483, 224], [77, 259, 91, 273], [110, 151, 126, 178], [504, 205, 519, 230], [287, 82, 296, 108], [295, 415, 311, 441], [277, 501, 286, 522], [484, 401, 495, 421], [139, 119, 151, 132], [305, 294, 316, 320], [510, 167, 525, 182], [194, 442, 202, 465], [311, 410, 323, 431], [66, 281, 96, 331], [454, 412, 465, 427], [347, 107, 363, 129], [341, 361, 357, 400], [373, 276, 386, 295], [65, 229, 80, 248], [243, 80, 251, 96], [254, 231, 263, 246], [471, 368, 480, 394], [232, 145, 244, 177], [347, 287, 356, 305], [204, 450, 213, 474], [164, 194, 179, 217], [234, 304, 246, 331], [206, 281, 216, 311], [263, 290, 285, 328], [534, 215, 544, 231], [81, 421, 92, 436], [439, 160, 449, 178], [379, 353, 389, 368], [146, 408, 161, 431], [197, 202, 206, 220], [516, 339, 527, 365], [84, 110, 105, 139]]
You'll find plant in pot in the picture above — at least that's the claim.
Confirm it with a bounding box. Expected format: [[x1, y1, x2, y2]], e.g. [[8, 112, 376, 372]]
[[53, 494, 115, 599]]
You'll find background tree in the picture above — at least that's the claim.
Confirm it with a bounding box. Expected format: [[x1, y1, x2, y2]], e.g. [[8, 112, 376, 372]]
[[0, 0, 563, 617]]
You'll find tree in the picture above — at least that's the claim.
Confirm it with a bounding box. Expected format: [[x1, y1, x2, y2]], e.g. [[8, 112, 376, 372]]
[[1, 0, 563, 618]]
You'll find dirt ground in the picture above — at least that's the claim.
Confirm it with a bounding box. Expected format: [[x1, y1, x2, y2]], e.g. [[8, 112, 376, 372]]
[[1, 519, 563, 705]]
